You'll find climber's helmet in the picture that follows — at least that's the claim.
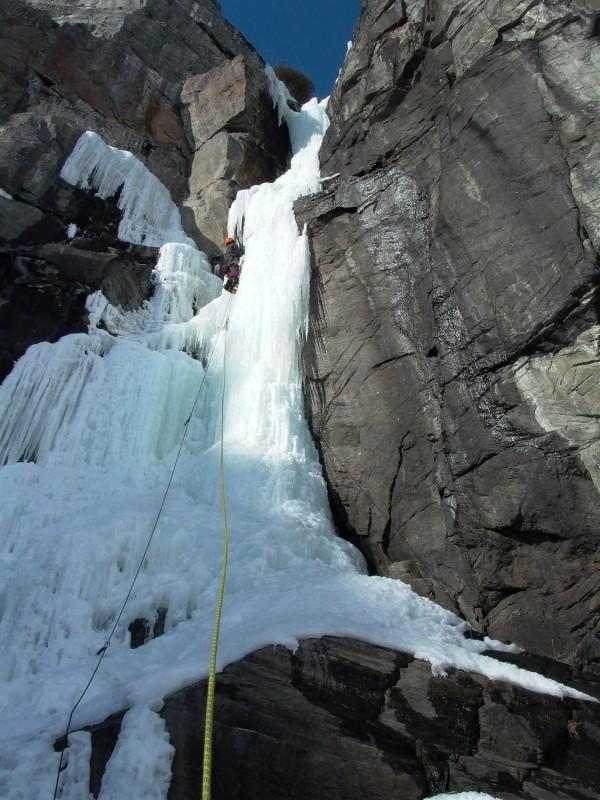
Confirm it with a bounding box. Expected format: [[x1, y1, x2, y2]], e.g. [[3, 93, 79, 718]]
[[224, 236, 235, 245]]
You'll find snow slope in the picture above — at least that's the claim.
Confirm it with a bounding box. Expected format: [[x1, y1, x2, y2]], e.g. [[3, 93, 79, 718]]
[[0, 80, 594, 799]]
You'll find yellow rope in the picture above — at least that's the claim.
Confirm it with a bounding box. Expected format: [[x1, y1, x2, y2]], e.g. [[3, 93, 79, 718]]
[[201, 315, 230, 800]]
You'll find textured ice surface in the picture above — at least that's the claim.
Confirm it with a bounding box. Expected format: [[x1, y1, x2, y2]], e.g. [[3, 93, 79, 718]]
[[60, 131, 194, 248], [0, 82, 594, 799], [94, 709, 173, 800]]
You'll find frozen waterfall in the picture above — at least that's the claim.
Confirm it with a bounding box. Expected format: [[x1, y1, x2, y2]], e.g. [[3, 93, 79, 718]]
[[0, 83, 593, 799]]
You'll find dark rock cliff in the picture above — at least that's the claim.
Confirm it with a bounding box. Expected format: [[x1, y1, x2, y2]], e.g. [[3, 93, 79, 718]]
[[164, 638, 600, 800], [298, 0, 600, 673]]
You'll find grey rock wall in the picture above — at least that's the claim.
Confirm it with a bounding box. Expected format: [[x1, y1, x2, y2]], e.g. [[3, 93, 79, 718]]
[[513, 326, 600, 494], [299, 0, 600, 670]]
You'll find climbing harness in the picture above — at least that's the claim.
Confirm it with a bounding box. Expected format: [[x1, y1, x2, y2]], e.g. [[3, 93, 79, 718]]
[[51, 294, 233, 800], [201, 316, 230, 800], [223, 274, 239, 294]]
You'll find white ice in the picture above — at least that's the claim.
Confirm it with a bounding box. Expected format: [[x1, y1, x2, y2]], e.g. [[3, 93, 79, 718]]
[[60, 131, 194, 248], [0, 76, 594, 799], [94, 708, 173, 800], [67, 223, 78, 239], [0, 188, 13, 200]]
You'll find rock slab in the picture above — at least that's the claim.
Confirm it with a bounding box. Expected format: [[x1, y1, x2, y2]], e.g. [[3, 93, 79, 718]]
[[163, 638, 600, 799], [298, 0, 600, 670]]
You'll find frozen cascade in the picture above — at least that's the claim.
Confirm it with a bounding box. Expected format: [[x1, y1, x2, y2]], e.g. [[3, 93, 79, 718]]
[[60, 131, 195, 248], [0, 83, 594, 798]]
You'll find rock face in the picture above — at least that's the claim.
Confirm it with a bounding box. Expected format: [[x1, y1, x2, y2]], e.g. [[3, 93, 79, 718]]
[[0, 180, 155, 380], [181, 55, 289, 255], [0, 237, 155, 382], [76, 637, 600, 799], [5, 0, 290, 249], [26, 0, 222, 39], [0, 0, 289, 377], [298, 0, 600, 671], [173, 638, 600, 800]]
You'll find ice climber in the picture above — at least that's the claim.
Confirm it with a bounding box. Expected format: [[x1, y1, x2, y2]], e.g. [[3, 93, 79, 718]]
[[221, 235, 243, 294]]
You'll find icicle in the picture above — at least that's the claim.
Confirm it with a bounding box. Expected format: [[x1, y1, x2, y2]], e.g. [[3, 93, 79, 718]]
[[265, 65, 293, 126], [60, 132, 195, 248]]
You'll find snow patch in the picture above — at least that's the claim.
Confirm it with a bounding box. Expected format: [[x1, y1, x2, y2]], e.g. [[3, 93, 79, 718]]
[[55, 731, 92, 800], [66, 223, 78, 238], [0, 736, 60, 800], [0, 189, 13, 200]]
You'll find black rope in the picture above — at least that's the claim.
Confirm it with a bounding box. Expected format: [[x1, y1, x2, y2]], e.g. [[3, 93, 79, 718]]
[[52, 294, 233, 799]]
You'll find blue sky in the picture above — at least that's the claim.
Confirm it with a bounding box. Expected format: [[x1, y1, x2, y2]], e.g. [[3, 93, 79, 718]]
[[220, 0, 361, 98]]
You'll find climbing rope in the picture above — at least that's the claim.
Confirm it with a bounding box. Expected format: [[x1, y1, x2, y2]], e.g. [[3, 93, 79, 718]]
[[51, 294, 233, 800], [201, 315, 230, 800]]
